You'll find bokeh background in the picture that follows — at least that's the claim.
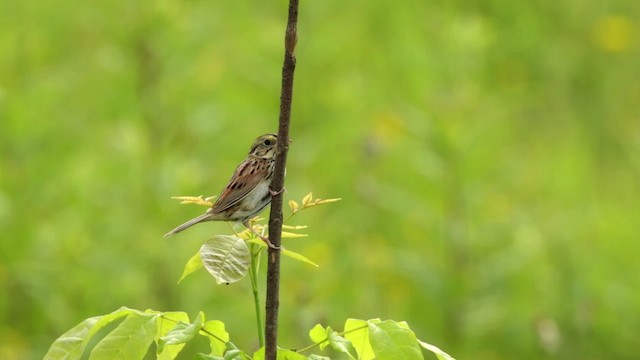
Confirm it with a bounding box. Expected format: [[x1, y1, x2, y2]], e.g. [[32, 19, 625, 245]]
[[1, 0, 639, 359]]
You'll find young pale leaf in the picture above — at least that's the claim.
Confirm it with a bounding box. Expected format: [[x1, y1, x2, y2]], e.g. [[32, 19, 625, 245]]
[[202, 320, 229, 357], [344, 318, 375, 360], [282, 225, 307, 230], [89, 311, 159, 360], [178, 251, 204, 284], [302, 192, 313, 207], [171, 195, 214, 207], [314, 198, 341, 205], [308, 324, 329, 350], [200, 235, 250, 284], [418, 340, 456, 360], [368, 320, 423, 360], [281, 231, 308, 238], [281, 248, 319, 267], [288, 200, 299, 212], [44, 307, 137, 360], [326, 328, 358, 360], [158, 312, 205, 354], [156, 312, 190, 360]]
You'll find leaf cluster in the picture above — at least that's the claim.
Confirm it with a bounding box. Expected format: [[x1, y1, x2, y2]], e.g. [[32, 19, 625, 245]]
[[45, 307, 454, 360]]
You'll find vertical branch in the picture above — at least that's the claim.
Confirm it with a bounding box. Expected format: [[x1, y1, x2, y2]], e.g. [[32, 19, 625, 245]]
[[264, 0, 298, 359]]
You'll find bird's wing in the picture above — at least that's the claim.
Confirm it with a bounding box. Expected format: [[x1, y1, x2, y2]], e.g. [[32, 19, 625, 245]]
[[212, 159, 270, 213]]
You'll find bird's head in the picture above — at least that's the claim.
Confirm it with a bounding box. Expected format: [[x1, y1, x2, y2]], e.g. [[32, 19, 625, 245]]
[[249, 133, 279, 159]]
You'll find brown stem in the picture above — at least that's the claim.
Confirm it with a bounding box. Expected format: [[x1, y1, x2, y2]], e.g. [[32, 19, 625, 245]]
[[264, 0, 299, 359]]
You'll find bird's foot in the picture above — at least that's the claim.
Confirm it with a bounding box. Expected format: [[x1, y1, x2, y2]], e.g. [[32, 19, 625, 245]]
[[259, 234, 281, 250], [269, 187, 286, 196], [243, 221, 281, 250]]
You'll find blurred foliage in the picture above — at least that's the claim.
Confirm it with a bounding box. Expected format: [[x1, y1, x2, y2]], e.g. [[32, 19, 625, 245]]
[[0, 0, 639, 359]]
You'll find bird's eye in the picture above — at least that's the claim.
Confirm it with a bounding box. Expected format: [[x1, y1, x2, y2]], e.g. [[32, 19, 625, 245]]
[[263, 139, 272, 146]]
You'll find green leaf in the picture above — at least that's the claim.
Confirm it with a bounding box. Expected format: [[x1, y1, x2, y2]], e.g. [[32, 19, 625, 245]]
[[223, 342, 245, 360], [281, 248, 319, 267], [89, 311, 159, 360], [344, 318, 375, 360], [308, 324, 329, 350], [307, 324, 357, 359], [200, 235, 250, 284], [417, 340, 456, 360], [44, 307, 136, 360], [194, 354, 223, 360], [252, 347, 264, 360], [157, 312, 205, 354], [326, 328, 357, 360], [307, 355, 331, 360], [368, 320, 423, 360], [156, 312, 190, 360], [253, 347, 306, 360], [202, 320, 229, 357], [178, 251, 203, 284], [223, 350, 243, 360], [277, 349, 307, 360]]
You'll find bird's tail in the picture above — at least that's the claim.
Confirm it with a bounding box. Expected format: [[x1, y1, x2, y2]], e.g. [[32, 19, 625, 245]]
[[164, 213, 212, 237]]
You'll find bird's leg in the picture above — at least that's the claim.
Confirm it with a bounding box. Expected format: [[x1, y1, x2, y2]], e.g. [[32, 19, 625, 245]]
[[243, 221, 281, 250]]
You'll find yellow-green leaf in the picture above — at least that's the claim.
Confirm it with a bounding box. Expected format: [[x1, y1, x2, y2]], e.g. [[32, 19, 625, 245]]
[[281, 248, 319, 267], [202, 320, 229, 357], [44, 307, 138, 360], [156, 312, 190, 360], [367, 320, 422, 360], [178, 251, 203, 284], [418, 340, 456, 360], [344, 319, 374, 360], [90, 312, 159, 360], [309, 324, 329, 350], [158, 312, 205, 354]]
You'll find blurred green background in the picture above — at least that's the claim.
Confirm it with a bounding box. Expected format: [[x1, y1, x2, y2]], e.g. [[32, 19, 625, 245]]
[[1, 0, 639, 359]]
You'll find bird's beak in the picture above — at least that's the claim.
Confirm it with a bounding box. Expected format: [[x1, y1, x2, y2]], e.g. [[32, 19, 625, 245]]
[[287, 138, 292, 144]]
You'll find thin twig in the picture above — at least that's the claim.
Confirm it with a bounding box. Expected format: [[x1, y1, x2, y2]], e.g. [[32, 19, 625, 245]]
[[264, 0, 299, 359]]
